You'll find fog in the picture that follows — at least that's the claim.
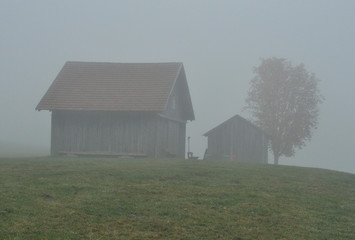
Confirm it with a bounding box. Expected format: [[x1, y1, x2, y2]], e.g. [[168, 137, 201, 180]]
[[1, 1, 354, 173]]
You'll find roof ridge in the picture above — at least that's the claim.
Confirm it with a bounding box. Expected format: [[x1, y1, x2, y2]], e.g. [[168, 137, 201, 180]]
[[65, 61, 183, 65], [203, 114, 264, 136]]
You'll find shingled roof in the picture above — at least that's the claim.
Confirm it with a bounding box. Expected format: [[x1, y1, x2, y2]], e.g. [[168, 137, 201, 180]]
[[36, 61, 194, 119]]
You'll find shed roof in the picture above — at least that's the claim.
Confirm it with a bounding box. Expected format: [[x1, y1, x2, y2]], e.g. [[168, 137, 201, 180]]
[[203, 114, 266, 136], [36, 61, 194, 120]]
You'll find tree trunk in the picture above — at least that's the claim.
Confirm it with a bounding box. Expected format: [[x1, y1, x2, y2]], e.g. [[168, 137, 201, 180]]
[[271, 144, 280, 165], [273, 153, 279, 165], [271, 142, 281, 165]]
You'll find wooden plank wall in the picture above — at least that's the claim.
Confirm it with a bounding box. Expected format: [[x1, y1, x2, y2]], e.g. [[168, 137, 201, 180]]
[[51, 110, 187, 158], [155, 117, 186, 158], [156, 69, 188, 158], [51, 111, 157, 156], [206, 118, 268, 163], [206, 123, 232, 160], [232, 120, 268, 163], [163, 70, 185, 121]]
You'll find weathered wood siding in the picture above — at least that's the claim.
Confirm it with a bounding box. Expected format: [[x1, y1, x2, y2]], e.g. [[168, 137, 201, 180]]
[[51, 111, 157, 156], [163, 68, 191, 121], [155, 68, 188, 158], [51, 110, 187, 158], [155, 117, 186, 158], [206, 117, 268, 163]]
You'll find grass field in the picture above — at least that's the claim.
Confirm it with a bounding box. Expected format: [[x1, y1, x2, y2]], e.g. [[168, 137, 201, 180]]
[[0, 157, 354, 239]]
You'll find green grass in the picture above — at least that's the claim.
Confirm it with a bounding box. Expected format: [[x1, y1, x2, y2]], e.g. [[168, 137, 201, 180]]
[[0, 157, 354, 239]]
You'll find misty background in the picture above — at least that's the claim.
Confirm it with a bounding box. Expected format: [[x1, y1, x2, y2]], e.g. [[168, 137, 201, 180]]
[[1, 1, 354, 173]]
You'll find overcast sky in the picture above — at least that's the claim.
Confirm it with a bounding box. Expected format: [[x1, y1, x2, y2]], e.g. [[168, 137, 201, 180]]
[[1, 0, 354, 173]]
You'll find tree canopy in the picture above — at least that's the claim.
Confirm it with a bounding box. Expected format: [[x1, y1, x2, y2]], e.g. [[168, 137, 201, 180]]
[[245, 57, 323, 164]]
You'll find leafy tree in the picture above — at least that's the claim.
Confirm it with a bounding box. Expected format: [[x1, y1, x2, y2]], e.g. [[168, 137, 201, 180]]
[[245, 57, 323, 165]]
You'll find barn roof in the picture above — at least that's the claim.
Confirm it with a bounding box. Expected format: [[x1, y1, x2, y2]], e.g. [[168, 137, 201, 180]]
[[36, 61, 194, 120], [203, 114, 266, 136]]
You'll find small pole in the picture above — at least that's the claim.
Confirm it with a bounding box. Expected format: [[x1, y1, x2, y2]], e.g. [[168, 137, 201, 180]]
[[188, 136, 190, 153], [187, 136, 192, 159]]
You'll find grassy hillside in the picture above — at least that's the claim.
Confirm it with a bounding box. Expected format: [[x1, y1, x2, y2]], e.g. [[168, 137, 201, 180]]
[[0, 157, 354, 239]]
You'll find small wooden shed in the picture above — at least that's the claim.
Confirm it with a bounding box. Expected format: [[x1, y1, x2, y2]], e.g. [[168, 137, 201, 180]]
[[36, 61, 194, 158], [203, 115, 268, 163]]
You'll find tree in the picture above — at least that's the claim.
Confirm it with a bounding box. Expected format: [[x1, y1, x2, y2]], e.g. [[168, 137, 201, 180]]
[[245, 57, 323, 165]]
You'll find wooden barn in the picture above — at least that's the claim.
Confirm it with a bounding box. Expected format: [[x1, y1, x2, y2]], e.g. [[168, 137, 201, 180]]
[[36, 61, 195, 158], [203, 115, 268, 163]]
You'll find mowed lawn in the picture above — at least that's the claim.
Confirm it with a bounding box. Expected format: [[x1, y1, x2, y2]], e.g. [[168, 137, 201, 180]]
[[0, 157, 354, 239]]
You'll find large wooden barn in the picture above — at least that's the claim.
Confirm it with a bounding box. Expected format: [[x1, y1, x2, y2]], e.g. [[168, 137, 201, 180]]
[[203, 115, 268, 163], [36, 61, 195, 158]]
